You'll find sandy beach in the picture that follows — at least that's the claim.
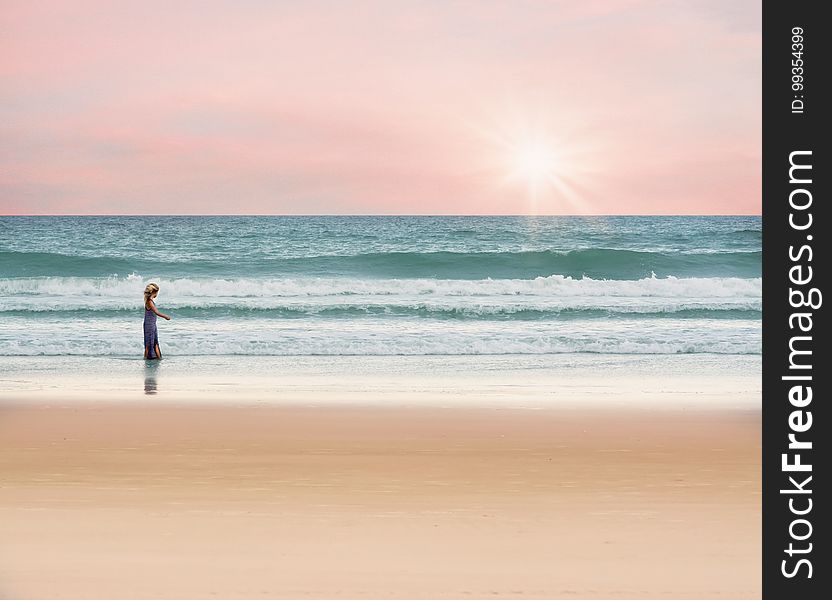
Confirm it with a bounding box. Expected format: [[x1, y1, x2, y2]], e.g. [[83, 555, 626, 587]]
[[0, 366, 761, 600]]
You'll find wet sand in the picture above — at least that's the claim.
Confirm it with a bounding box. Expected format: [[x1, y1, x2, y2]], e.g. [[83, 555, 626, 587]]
[[0, 391, 760, 599]]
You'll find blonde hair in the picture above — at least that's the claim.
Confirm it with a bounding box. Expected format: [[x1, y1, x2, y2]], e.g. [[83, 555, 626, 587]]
[[144, 283, 160, 306]]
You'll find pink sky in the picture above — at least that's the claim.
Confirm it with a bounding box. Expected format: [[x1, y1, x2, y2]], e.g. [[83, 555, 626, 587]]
[[1, 0, 760, 215]]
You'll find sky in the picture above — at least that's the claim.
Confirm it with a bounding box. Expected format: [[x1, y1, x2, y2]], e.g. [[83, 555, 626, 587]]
[[1, 0, 761, 215]]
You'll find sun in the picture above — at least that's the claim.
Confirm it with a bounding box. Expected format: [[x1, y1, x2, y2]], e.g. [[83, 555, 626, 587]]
[[508, 140, 559, 187], [468, 108, 597, 213], [495, 131, 592, 212]]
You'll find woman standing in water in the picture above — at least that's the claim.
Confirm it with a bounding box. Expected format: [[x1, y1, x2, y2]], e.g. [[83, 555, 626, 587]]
[[143, 283, 171, 359]]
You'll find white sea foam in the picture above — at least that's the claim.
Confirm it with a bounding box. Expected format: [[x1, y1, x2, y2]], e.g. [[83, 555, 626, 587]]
[[0, 274, 762, 313], [0, 316, 761, 356]]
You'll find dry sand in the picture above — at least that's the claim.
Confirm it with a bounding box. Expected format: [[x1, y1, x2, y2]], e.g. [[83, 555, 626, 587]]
[[0, 394, 760, 599]]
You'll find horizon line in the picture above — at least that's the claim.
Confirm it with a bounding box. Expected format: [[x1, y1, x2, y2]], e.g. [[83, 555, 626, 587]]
[[0, 213, 763, 218]]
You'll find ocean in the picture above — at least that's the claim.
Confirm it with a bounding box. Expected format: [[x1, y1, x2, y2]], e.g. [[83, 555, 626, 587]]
[[0, 216, 761, 358]]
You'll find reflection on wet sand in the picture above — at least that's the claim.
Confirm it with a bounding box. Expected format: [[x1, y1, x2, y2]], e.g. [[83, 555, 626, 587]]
[[144, 363, 159, 395]]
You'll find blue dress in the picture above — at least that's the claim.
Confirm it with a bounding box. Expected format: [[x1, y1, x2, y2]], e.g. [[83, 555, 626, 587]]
[[144, 305, 159, 358]]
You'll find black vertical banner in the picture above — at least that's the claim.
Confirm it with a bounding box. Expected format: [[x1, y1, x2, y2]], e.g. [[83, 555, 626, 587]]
[[763, 1, 828, 598]]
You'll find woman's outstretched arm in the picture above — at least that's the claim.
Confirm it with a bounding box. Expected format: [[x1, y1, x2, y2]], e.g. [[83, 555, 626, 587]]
[[147, 299, 171, 320]]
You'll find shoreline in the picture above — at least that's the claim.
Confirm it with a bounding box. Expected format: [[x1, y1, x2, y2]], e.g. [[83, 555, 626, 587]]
[[0, 353, 761, 408]]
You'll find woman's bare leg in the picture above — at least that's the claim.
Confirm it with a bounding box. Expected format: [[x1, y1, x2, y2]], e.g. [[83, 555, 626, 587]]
[[144, 345, 149, 359], [154, 343, 162, 359]]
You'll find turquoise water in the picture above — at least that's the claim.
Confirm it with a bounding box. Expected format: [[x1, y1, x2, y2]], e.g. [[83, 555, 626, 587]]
[[0, 216, 761, 356]]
